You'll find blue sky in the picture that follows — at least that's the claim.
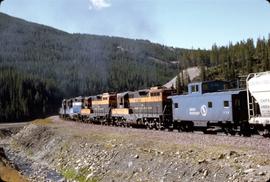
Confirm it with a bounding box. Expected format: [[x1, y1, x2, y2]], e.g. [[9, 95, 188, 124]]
[[1, 0, 270, 49]]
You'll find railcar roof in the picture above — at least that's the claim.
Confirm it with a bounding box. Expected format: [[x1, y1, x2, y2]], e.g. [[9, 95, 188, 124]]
[[169, 89, 245, 98], [190, 80, 228, 85]]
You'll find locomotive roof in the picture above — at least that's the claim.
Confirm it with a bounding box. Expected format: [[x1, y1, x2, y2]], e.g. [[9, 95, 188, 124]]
[[84, 96, 96, 99], [117, 91, 132, 97]]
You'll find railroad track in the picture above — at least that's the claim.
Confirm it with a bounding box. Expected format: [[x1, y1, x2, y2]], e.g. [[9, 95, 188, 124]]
[[61, 117, 270, 139]]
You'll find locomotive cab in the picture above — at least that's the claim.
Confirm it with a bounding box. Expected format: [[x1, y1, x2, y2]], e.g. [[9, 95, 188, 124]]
[[59, 99, 67, 118], [80, 96, 94, 120], [111, 92, 132, 116]]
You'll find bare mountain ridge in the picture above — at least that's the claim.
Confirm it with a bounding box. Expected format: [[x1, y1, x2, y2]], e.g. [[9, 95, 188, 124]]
[[163, 66, 201, 88]]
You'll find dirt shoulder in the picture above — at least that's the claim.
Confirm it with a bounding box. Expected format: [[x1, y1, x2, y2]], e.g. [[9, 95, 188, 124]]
[[0, 122, 29, 129], [4, 116, 270, 181]]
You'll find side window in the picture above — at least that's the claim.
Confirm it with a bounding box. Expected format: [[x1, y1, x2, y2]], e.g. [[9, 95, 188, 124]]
[[151, 93, 160, 97], [191, 86, 195, 92], [191, 85, 199, 93], [224, 101, 229, 107], [174, 103, 179, 109], [208, 102, 212, 108]]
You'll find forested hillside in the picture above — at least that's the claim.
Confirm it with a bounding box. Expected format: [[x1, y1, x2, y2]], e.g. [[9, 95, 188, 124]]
[[0, 67, 60, 122], [0, 13, 181, 98], [0, 12, 182, 121]]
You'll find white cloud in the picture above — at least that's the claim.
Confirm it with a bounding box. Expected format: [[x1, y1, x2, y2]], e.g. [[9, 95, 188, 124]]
[[89, 0, 111, 10]]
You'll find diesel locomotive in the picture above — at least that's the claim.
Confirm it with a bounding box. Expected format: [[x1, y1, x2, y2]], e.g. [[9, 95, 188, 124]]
[[59, 71, 270, 137]]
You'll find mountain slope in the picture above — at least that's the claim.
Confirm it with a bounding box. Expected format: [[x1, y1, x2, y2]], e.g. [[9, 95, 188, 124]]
[[163, 67, 201, 88], [0, 12, 181, 97]]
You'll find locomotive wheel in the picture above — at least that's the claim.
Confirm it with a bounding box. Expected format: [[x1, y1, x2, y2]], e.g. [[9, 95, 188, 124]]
[[155, 122, 163, 130], [145, 122, 150, 130], [148, 121, 154, 130]]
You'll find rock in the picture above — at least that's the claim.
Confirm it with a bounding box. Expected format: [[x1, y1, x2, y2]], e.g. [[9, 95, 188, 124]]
[[128, 161, 133, 168], [229, 151, 237, 156], [258, 171, 266, 176], [76, 159, 81, 163], [198, 159, 206, 164], [203, 170, 208, 177], [57, 177, 65, 182], [134, 154, 139, 159], [86, 173, 94, 181], [244, 168, 255, 174], [218, 154, 225, 159], [210, 157, 216, 161]]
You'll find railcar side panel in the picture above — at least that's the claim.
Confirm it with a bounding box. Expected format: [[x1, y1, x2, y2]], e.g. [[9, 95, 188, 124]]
[[171, 93, 233, 125]]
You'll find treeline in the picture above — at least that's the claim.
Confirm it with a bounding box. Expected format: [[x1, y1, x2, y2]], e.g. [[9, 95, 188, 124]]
[[174, 37, 270, 93], [177, 37, 270, 83], [0, 68, 60, 122], [207, 37, 270, 80]]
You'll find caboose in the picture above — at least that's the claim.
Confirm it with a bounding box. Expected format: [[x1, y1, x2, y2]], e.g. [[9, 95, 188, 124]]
[[170, 81, 249, 135]]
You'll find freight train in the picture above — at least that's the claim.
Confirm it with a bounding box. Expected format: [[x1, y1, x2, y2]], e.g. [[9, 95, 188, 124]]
[[59, 71, 270, 137]]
